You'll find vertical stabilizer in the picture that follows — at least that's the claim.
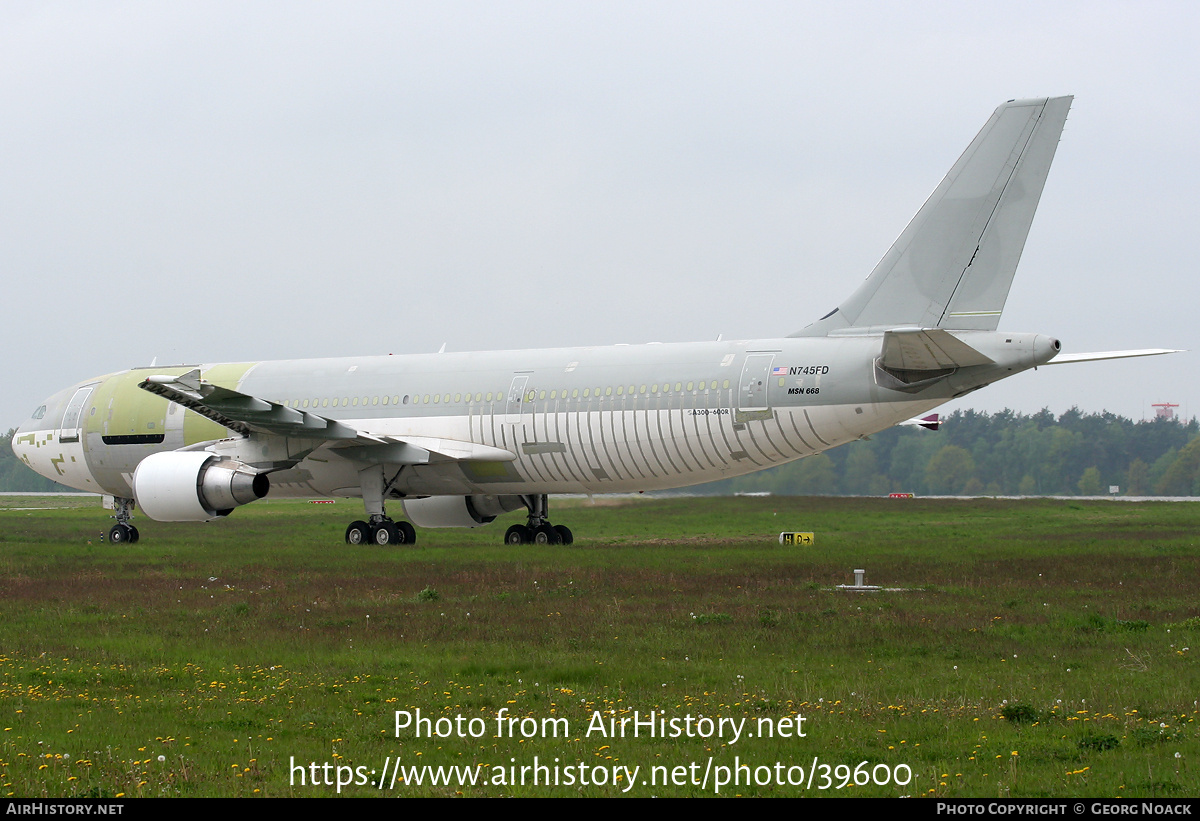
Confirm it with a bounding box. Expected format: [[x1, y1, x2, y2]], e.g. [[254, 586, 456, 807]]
[[794, 96, 1072, 337]]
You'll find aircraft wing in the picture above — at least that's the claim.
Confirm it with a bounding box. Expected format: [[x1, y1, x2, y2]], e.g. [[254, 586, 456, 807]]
[[1045, 349, 1184, 365], [139, 369, 516, 464], [141, 369, 363, 440]]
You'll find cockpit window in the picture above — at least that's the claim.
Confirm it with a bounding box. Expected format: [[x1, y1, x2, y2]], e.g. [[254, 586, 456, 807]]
[[32, 405, 46, 420]]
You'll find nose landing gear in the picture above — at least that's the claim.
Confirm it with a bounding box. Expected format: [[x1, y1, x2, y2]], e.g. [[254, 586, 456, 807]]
[[108, 497, 140, 544]]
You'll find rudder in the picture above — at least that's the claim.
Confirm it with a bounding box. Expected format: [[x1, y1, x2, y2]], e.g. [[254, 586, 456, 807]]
[[794, 96, 1072, 337]]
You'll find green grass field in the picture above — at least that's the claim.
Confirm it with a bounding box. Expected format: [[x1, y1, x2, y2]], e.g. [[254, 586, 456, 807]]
[[0, 494, 1197, 797]]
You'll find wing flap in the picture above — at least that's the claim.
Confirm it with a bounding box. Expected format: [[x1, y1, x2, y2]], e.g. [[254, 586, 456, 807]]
[[334, 437, 516, 466]]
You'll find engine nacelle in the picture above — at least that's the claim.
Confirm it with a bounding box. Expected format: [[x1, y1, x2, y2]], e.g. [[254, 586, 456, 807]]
[[133, 452, 270, 522], [402, 495, 523, 528]]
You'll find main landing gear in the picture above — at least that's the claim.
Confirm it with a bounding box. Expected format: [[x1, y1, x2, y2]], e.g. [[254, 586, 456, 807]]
[[504, 494, 573, 546], [108, 497, 140, 544], [345, 516, 417, 546], [344, 466, 417, 546]]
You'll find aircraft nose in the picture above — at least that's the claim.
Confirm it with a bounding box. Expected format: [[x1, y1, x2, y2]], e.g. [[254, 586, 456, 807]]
[[10, 414, 37, 464]]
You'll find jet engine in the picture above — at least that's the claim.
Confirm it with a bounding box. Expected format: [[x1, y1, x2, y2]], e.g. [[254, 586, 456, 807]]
[[402, 495, 523, 528], [133, 452, 269, 522]]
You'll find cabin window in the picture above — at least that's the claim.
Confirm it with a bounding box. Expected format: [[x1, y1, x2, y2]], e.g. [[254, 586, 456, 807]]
[[455, 393, 462, 403]]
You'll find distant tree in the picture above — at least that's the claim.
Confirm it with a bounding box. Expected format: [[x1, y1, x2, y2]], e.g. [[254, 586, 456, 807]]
[[842, 449, 881, 496], [925, 445, 975, 495], [1077, 466, 1102, 496], [1155, 438, 1200, 496], [1125, 459, 1149, 496], [789, 454, 838, 495]]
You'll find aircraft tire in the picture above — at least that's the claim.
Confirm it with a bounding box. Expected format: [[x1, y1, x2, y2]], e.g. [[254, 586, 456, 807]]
[[553, 525, 573, 546], [127, 525, 140, 544], [533, 524, 561, 545], [373, 522, 400, 546], [109, 524, 133, 544], [397, 521, 417, 545], [504, 524, 531, 545], [345, 521, 371, 545]]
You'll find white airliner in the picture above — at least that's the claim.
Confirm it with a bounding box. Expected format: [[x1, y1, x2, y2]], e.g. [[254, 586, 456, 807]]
[[11, 97, 1178, 546]]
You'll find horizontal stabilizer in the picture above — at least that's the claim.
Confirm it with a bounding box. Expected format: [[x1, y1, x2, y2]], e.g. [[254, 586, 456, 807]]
[[1045, 349, 1184, 365], [899, 413, 941, 431], [880, 329, 994, 371]]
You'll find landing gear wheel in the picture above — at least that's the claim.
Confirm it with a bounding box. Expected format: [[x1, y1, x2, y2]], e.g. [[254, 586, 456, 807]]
[[553, 525, 573, 546], [109, 524, 134, 544], [345, 521, 371, 545], [397, 521, 417, 545], [373, 522, 400, 546], [505, 524, 532, 545], [533, 524, 561, 545], [127, 525, 140, 544]]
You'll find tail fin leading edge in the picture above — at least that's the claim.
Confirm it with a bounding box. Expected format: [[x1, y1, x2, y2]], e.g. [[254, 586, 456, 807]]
[[794, 96, 1073, 337]]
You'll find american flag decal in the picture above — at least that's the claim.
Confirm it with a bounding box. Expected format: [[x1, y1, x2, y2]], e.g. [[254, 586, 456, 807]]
[[772, 366, 787, 376]]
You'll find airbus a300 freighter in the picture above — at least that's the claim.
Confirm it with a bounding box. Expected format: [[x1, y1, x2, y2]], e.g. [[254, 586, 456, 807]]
[[12, 97, 1176, 545]]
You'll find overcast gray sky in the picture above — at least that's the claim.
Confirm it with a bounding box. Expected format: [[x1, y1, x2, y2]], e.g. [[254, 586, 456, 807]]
[[3, 1, 1196, 428]]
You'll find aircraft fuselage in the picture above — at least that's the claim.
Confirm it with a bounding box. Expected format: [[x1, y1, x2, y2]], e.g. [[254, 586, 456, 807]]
[[13, 331, 1057, 501]]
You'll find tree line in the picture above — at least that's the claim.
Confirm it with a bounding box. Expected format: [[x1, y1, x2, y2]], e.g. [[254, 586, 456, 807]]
[[697, 409, 1200, 497]]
